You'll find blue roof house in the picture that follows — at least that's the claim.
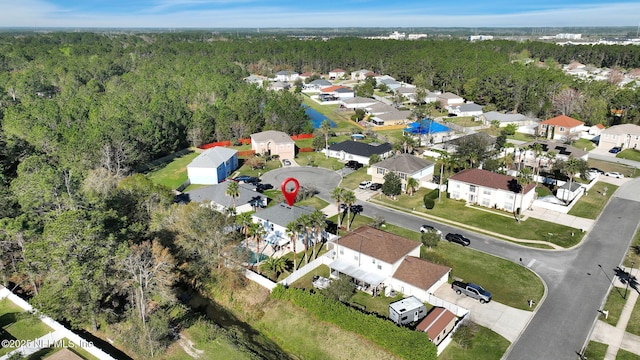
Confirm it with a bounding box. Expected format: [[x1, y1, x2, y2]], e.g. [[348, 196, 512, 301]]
[[404, 119, 453, 145], [186, 147, 239, 185]]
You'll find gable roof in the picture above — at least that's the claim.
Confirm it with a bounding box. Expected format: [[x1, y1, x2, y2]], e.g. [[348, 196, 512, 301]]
[[276, 70, 298, 76], [328, 140, 392, 157], [457, 103, 483, 112], [481, 111, 527, 123], [251, 130, 294, 144], [601, 123, 640, 136], [184, 181, 263, 208], [342, 97, 380, 105], [321, 85, 351, 93], [416, 307, 457, 340], [449, 168, 536, 194], [372, 153, 434, 174], [334, 226, 420, 264], [438, 92, 463, 100], [540, 115, 584, 128], [375, 110, 413, 121], [308, 79, 332, 86], [188, 147, 238, 169], [253, 202, 315, 227], [367, 102, 397, 114], [392, 256, 451, 291], [330, 68, 346, 73], [521, 140, 587, 158]]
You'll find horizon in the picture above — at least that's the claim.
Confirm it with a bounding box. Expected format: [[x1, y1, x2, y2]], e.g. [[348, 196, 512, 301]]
[[1, 1, 640, 29]]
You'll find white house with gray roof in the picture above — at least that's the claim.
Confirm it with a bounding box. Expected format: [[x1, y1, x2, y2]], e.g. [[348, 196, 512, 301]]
[[183, 181, 266, 214], [368, 153, 435, 191], [187, 147, 238, 185], [450, 103, 483, 117], [275, 70, 299, 82], [477, 111, 535, 128], [597, 124, 640, 151], [341, 97, 379, 109]]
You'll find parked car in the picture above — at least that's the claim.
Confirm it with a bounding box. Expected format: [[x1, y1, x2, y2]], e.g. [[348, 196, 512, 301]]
[[445, 233, 471, 246], [369, 183, 382, 191], [346, 160, 363, 170], [233, 175, 260, 184], [609, 146, 622, 154], [359, 181, 372, 189], [451, 281, 492, 304], [283, 159, 291, 166], [605, 171, 624, 178], [590, 167, 604, 174], [255, 183, 273, 192], [447, 113, 458, 117], [420, 225, 442, 235]]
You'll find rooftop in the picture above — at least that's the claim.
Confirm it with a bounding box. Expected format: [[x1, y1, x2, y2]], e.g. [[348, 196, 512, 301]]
[[251, 130, 295, 144], [252, 202, 315, 227], [328, 140, 393, 157], [334, 226, 420, 264], [187, 147, 238, 168], [392, 256, 451, 291], [449, 168, 536, 194], [372, 153, 434, 175], [540, 115, 584, 127], [389, 295, 424, 313]]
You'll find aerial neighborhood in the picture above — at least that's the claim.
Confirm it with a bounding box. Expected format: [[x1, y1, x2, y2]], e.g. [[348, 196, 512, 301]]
[[2, 31, 640, 360]]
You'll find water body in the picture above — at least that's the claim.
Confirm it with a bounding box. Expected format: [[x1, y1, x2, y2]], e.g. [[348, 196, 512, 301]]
[[304, 106, 336, 129]]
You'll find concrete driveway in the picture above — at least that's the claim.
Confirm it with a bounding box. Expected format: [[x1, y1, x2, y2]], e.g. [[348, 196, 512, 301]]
[[260, 166, 341, 200]]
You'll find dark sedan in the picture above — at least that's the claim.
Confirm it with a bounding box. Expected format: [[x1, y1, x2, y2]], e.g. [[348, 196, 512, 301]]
[[445, 233, 471, 246]]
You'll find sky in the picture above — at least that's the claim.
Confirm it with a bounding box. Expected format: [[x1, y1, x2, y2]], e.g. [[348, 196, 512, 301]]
[[1, 0, 640, 29]]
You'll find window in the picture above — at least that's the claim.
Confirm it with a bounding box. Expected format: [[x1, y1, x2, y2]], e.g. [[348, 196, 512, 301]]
[[483, 189, 491, 195], [399, 173, 407, 180], [482, 198, 490, 207], [354, 254, 359, 261], [339, 249, 344, 255], [559, 127, 565, 132], [377, 168, 386, 175], [455, 183, 460, 188], [541, 124, 547, 129], [469, 185, 477, 192], [372, 258, 376, 264], [377, 264, 382, 270], [452, 192, 459, 199], [508, 194, 514, 200]]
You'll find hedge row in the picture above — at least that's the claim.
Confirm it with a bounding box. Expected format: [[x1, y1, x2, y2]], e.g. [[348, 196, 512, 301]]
[[271, 285, 437, 360]]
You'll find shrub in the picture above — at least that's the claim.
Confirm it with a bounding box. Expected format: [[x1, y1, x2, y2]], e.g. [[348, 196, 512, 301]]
[[452, 322, 478, 349], [423, 197, 435, 209]]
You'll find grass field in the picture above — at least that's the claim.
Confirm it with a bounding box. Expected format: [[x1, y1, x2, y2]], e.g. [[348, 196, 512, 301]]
[[146, 151, 198, 189], [339, 167, 370, 190], [568, 182, 618, 219], [446, 116, 478, 128], [601, 287, 627, 326], [583, 341, 608, 359], [439, 325, 510, 360], [573, 138, 597, 152], [588, 159, 638, 178], [617, 148, 640, 162], [296, 196, 330, 210], [372, 188, 583, 248], [0, 299, 54, 356]]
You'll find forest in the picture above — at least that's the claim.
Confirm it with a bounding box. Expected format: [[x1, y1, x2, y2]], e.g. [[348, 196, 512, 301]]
[[0, 31, 640, 358]]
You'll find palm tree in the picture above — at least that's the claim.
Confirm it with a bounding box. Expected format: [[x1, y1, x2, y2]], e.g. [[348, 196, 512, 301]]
[[320, 120, 332, 158], [296, 214, 312, 265], [285, 221, 299, 270], [309, 210, 327, 259], [563, 157, 589, 203], [531, 142, 544, 188], [248, 222, 266, 268], [331, 187, 345, 229], [406, 177, 419, 196], [517, 167, 533, 220], [342, 190, 357, 231], [226, 181, 240, 208], [260, 256, 288, 279], [236, 212, 252, 248]]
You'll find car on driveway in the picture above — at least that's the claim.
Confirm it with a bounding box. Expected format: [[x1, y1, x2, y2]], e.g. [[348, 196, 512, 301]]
[[233, 175, 261, 184], [359, 181, 372, 189], [609, 146, 622, 154], [283, 159, 291, 166], [590, 167, 604, 174], [255, 183, 273, 192], [420, 225, 442, 235], [605, 171, 624, 178], [369, 183, 382, 191], [445, 233, 471, 246], [346, 160, 363, 170]]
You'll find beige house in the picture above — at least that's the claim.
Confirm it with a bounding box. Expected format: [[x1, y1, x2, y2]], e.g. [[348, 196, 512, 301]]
[[597, 124, 640, 151], [437, 92, 464, 108], [537, 115, 584, 141], [250, 130, 296, 160], [369, 153, 435, 191]]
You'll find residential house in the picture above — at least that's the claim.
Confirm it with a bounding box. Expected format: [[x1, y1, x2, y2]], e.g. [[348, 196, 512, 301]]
[[448, 168, 536, 213], [275, 70, 299, 82], [366, 102, 398, 116], [393, 86, 441, 104], [597, 124, 640, 150], [404, 120, 454, 145], [389, 296, 427, 325], [556, 181, 584, 203], [321, 85, 355, 99], [186, 147, 238, 185], [298, 71, 314, 81], [378, 78, 403, 91], [252, 202, 336, 249], [267, 81, 290, 91], [341, 96, 380, 109], [326, 140, 393, 165], [369, 153, 435, 190], [519, 140, 588, 170], [588, 123, 605, 137], [450, 103, 483, 117], [447, 133, 496, 153], [250, 130, 296, 160], [329, 226, 420, 293], [329, 68, 347, 80], [387, 256, 451, 302], [351, 69, 375, 81], [417, 307, 458, 346], [537, 115, 585, 141], [437, 92, 465, 108], [477, 111, 535, 128], [304, 79, 332, 92], [244, 75, 267, 86], [183, 181, 266, 214], [371, 110, 413, 126]]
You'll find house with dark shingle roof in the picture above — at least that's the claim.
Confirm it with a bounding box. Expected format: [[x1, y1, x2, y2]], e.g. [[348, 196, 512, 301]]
[[184, 181, 266, 214], [448, 168, 536, 212], [329, 226, 450, 301], [369, 153, 435, 191], [537, 115, 585, 141], [326, 140, 393, 165]]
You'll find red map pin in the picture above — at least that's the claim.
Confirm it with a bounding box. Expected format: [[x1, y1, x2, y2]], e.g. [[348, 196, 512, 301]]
[[281, 177, 300, 206]]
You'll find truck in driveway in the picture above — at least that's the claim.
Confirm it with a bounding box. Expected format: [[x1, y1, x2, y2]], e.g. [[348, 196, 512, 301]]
[[451, 281, 492, 304]]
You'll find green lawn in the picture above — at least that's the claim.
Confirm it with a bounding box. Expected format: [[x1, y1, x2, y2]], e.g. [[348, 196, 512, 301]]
[[583, 341, 608, 360], [568, 182, 618, 219], [339, 167, 370, 190], [375, 128, 405, 143], [446, 116, 478, 127], [0, 299, 54, 356], [296, 196, 330, 210], [372, 188, 583, 248], [623, 228, 640, 268], [572, 138, 597, 152], [507, 132, 536, 142], [588, 159, 638, 178], [146, 151, 198, 189], [439, 325, 510, 360], [535, 185, 553, 198], [617, 348, 640, 360], [617, 148, 640, 162], [235, 158, 283, 178], [295, 151, 344, 170], [601, 287, 628, 326], [626, 297, 640, 336]]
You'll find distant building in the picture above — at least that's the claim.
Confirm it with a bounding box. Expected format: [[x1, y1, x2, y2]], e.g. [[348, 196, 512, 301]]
[[469, 35, 494, 41]]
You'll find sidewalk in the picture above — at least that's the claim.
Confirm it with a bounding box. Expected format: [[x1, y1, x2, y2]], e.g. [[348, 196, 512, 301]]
[[589, 265, 640, 359]]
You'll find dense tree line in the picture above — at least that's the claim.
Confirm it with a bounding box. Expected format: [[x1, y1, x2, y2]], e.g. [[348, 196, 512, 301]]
[[0, 31, 639, 357]]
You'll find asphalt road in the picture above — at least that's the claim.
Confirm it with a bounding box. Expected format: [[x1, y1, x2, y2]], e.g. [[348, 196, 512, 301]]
[[262, 166, 640, 359]]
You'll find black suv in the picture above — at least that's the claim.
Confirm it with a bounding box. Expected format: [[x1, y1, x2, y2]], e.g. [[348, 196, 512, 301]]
[[445, 233, 470, 246], [233, 175, 261, 184], [369, 183, 382, 191], [345, 160, 362, 170]]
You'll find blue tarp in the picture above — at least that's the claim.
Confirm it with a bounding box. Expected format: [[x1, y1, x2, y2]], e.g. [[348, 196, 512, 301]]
[[404, 119, 450, 134]]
